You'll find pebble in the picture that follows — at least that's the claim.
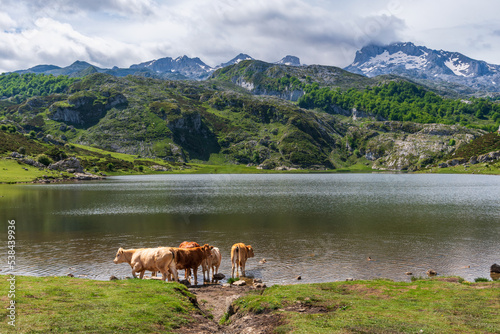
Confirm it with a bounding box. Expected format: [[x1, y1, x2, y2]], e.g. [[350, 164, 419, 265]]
[[296, 275, 302, 280]]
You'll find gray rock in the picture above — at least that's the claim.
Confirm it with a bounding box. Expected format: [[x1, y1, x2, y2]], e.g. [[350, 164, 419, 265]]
[[10, 152, 23, 158], [491, 263, 500, 273], [48, 157, 84, 173], [213, 273, 225, 280]]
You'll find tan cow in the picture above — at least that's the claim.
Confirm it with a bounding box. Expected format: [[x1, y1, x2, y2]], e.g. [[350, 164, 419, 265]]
[[172, 244, 212, 285], [209, 247, 222, 281], [231, 243, 254, 277], [113, 247, 178, 282]]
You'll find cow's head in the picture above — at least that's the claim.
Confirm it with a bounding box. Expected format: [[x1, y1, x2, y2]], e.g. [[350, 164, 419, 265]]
[[113, 247, 125, 264], [246, 245, 255, 258], [201, 244, 213, 259]]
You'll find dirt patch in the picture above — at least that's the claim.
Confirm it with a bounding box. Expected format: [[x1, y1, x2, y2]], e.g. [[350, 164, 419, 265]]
[[433, 277, 462, 283], [190, 284, 253, 322], [174, 283, 281, 334]]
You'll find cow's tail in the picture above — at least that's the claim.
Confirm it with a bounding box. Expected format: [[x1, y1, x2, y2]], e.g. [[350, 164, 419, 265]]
[[171, 248, 179, 264], [235, 245, 240, 265]]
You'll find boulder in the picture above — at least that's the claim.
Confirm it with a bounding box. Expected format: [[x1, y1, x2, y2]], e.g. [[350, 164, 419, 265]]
[[491, 263, 500, 273], [10, 152, 24, 158], [48, 157, 84, 173]]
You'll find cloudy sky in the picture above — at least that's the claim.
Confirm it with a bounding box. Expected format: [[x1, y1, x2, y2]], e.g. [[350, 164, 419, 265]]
[[1, 0, 500, 73]]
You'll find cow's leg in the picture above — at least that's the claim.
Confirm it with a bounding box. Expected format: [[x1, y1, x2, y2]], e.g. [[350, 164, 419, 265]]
[[231, 260, 236, 278], [139, 270, 146, 279], [169, 262, 178, 282], [241, 261, 245, 277], [193, 267, 198, 286]]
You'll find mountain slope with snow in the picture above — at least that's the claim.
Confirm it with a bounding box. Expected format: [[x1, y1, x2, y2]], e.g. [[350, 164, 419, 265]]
[[345, 42, 500, 92]]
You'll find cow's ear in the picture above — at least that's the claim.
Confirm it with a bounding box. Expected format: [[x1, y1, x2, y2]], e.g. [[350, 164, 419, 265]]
[[210, 246, 214, 250], [247, 245, 252, 250]]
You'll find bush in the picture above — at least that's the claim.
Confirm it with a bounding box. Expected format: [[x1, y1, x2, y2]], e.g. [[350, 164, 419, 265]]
[[37, 154, 53, 166], [18, 147, 26, 155], [106, 163, 114, 171], [474, 277, 490, 282]]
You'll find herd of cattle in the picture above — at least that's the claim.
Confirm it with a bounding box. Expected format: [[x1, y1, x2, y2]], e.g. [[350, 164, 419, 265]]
[[113, 241, 255, 285]]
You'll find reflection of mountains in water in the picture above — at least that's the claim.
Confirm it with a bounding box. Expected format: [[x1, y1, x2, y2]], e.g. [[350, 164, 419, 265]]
[[4, 173, 499, 284]]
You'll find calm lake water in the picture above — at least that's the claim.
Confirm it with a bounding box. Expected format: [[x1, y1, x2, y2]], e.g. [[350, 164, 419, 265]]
[[1, 173, 499, 285]]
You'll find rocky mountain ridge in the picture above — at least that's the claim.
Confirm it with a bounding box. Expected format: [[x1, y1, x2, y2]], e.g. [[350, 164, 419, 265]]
[[345, 42, 500, 93], [13, 54, 302, 81]]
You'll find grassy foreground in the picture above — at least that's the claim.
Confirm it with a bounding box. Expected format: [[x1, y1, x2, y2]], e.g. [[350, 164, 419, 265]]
[[234, 278, 500, 333], [1, 275, 499, 333], [0, 276, 197, 333]]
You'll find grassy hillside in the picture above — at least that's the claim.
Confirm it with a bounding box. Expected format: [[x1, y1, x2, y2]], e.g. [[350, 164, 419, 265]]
[[1, 71, 500, 175]]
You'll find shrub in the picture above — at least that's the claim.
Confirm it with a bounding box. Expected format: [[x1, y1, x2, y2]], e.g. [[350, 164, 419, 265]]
[[37, 154, 53, 166], [474, 277, 489, 282], [106, 163, 114, 171], [18, 147, 26, 155]]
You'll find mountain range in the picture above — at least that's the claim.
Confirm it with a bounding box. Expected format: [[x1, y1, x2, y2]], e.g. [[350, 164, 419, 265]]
[[8, 42, 500, 95], [14, 54, 302, 81], [344, 42, 500, 93]]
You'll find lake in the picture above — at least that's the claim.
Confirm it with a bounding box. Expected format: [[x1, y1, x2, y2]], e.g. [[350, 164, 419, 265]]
[[1, 173, 499, 285]]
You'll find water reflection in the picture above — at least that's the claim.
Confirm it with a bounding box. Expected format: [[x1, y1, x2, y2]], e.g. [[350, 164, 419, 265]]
[[0, 174, 499, 284]]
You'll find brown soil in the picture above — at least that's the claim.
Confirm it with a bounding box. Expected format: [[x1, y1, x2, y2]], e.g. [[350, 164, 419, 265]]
[[173, 283, 283, 334]]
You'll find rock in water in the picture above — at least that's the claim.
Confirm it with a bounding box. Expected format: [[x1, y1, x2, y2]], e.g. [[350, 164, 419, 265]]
[[426, 269, 437, 277], [491, 263, 500, 273]]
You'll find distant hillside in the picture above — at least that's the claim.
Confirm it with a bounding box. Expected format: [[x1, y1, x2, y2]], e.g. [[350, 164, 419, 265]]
[[0, 73, 490, 171]]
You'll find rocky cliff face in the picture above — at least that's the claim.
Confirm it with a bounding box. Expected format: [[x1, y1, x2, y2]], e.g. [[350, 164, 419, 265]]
[[49, 91, 127, 127], [349, 122, 485, 171]]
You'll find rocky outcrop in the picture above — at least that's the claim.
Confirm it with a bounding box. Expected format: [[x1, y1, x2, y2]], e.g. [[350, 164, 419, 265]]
[[439, 150, 500, 168], [48, 157, 84, 173], [365, 123, 484, 171], [49, 91, 127, 127]]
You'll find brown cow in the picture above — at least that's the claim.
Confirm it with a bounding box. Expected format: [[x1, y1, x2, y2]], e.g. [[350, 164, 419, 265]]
[[173, 244, 212, 285], [231, 243, 254, 277], [179, 241, 201, 281], [113, 247, 178, 282]]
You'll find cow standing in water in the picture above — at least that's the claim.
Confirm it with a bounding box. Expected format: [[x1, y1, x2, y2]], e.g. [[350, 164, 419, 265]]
[[113, 247, 178, 282], [174, 244, 213, 285], [231, 243, 254, 277]]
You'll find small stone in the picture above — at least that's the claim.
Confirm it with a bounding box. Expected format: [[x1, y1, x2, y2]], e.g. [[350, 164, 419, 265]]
[[296, 275, 301, 280], [222, 283, 232, 288], [233, 280, 246, 286], [254, 283, 267, 289], [491, 263, 500, 274], [67, 273, 74, 277], [213, 273, 225, 280], [405, 272, 413, 276], [345, 278, 354, 281], [253, 278, 262, 283], [426, 269, 437, 277], [259, 258, 267, 264], [109, 275, 119, 281]]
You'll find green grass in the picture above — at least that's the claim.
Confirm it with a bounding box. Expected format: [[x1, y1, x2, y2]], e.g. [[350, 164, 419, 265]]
[[0, 276, 197, 333], [234, 278, 500, 333], [0, 159, 64, 183]]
